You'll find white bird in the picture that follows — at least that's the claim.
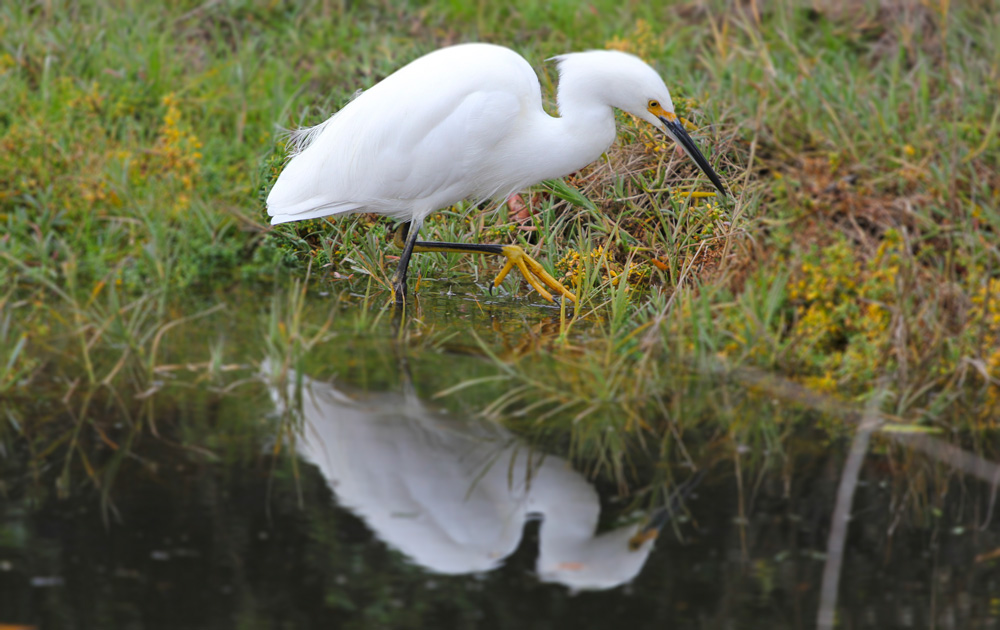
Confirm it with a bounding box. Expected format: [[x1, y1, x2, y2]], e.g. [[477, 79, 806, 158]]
[[265, 362, 675, 591], [267, 43, 727, 304]]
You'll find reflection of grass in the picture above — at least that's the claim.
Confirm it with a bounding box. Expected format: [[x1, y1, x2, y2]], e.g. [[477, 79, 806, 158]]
[[440, 332, 999, 530], [0, 294, 37, 394]]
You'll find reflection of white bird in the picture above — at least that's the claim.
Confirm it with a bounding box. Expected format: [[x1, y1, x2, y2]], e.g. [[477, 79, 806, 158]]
[[266, 43, 727, 304], [266, 364, 662, 590]]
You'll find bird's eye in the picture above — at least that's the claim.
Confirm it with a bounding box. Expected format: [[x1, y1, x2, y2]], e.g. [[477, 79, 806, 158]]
[[648, 100, 660, 109]]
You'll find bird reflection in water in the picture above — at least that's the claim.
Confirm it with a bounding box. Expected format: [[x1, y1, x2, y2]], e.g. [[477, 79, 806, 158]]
[[265, 362, 691, 591]]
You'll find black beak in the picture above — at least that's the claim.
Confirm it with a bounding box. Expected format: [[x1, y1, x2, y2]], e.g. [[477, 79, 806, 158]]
[[659, 116, 728, 197]]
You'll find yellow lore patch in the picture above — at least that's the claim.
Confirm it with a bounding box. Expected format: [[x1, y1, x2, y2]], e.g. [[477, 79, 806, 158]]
[[647, 101, 676, 121]]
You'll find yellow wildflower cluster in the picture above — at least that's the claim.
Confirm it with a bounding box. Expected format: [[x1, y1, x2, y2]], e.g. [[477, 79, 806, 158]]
[[696, 197, 726, 238], [0, 52, 14, 74], [556, 245, 650, 287], [673, 96, 699, 120], [80, 178, 119, 207], [1, 78, 111, 220], [702, 198, 725, 217], [67, 81, 105, 113], [639, 127, 672, 154], [970, 278, 1000, 329], [605, 20, 663, 61], [970, 278, 1000, 380], [557, 246, 598, 285], [482, 224, 518, 241], [802, 371, 839, 393], [784, 235, 903, 385], [665, 191, 726, 239], [153, 93, 203, 213], [967, 277, 1000, 419]]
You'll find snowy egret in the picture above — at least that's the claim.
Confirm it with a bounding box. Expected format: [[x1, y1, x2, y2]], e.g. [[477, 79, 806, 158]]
[[266, 362, 675, 590], [267, 43, 727, 304]]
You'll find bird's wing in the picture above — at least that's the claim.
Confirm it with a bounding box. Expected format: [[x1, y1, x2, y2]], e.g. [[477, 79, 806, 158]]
[[267, 46, 534, 223]]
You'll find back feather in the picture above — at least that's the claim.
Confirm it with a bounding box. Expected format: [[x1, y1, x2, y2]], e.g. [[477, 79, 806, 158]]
[[280, 89, 364, 158]]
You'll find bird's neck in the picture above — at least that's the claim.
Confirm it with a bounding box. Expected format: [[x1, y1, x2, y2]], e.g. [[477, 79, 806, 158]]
[[526, 464, 652, 589], [553, 66, 623, 161], [524, 97, 617, 183]]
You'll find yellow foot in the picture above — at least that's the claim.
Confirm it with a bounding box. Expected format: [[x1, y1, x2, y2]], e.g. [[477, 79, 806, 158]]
[[493, 245, 577, 304]]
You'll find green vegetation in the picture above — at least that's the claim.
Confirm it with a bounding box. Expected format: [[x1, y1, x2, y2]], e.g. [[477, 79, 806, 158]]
[[2, 0, 999, 492], [2, 6, 1000, 622]]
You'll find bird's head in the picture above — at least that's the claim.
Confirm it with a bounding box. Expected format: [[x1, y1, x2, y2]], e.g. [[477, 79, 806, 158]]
[[641, 95, 728, 198], [554, 50, 728, 198]]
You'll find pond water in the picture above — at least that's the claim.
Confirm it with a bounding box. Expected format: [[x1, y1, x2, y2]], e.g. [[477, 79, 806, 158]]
[[1, 282, 999, 629]]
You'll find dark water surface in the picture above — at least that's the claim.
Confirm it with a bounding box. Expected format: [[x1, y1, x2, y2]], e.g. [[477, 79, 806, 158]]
[[2, 283, 999, 629]]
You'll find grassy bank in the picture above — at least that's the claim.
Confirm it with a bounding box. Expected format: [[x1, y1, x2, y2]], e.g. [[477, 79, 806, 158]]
[[2, 0, 999, 431]]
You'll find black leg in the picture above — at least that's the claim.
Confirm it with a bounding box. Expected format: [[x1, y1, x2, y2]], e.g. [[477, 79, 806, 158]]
[[388, 221, 576, 304], [392, 219, 422, 305]]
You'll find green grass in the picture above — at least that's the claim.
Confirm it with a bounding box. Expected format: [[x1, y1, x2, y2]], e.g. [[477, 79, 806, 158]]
[[2, 0, 999, 484]]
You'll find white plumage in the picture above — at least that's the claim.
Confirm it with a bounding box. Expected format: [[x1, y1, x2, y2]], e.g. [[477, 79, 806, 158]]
[[267, 43, 692, 223], [266, 43, 726, 303]]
